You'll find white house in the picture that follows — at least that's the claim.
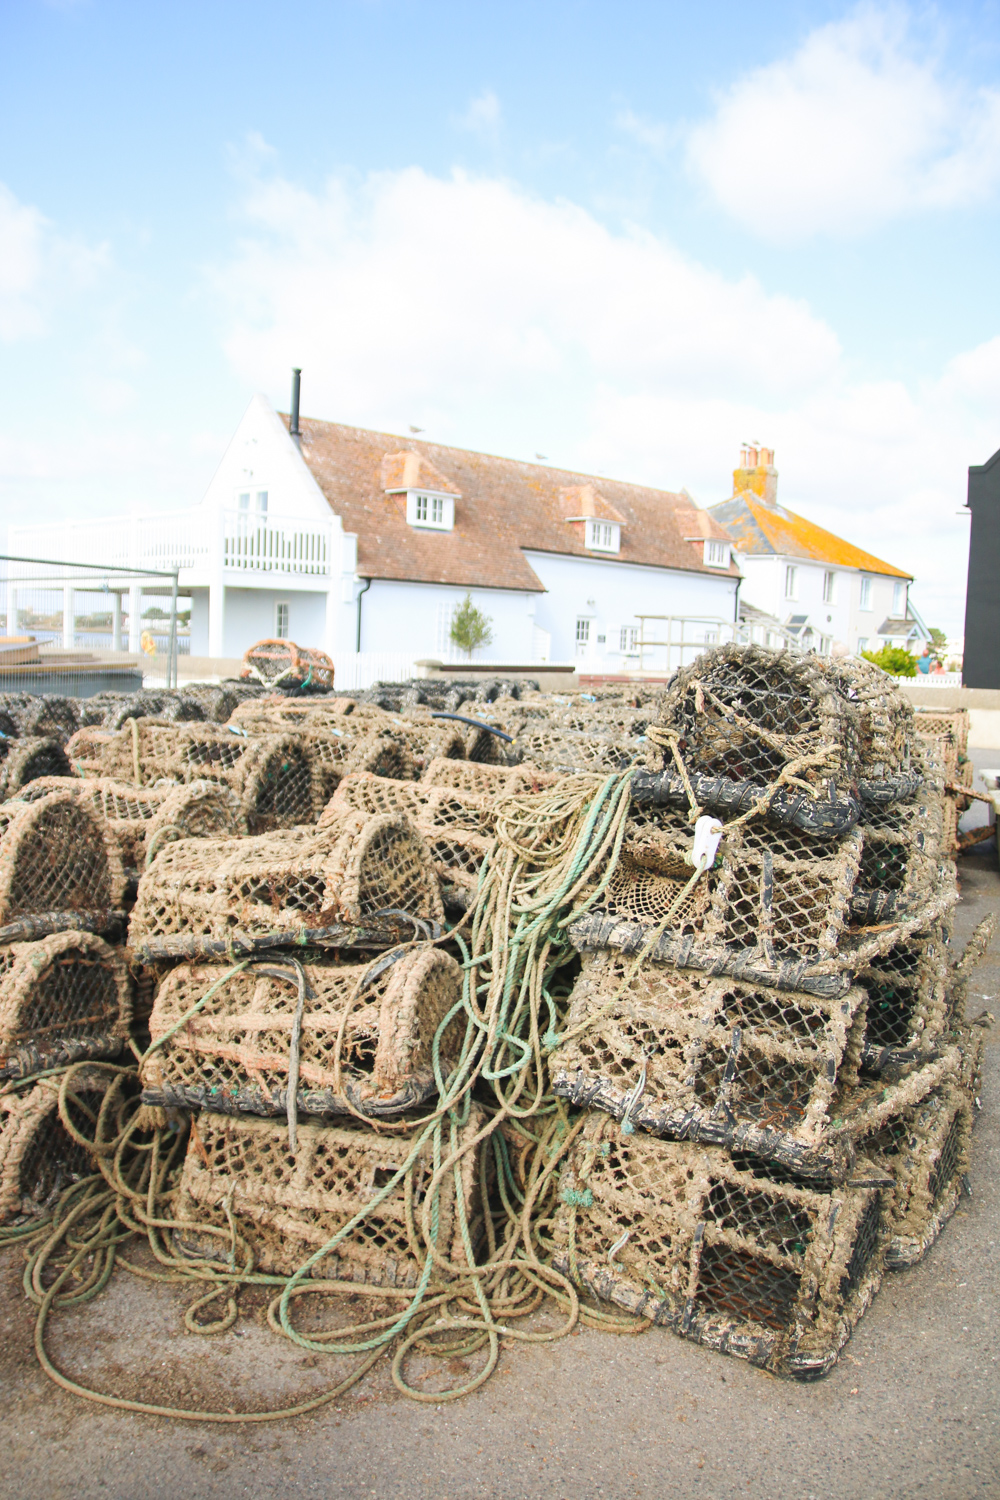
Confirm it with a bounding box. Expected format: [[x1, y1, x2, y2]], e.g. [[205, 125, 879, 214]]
[[8, 390, 743, 675], [709, 447, 927, 658]]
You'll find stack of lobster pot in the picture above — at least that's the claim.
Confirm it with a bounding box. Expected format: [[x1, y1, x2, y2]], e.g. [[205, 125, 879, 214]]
[[547, 644, 987, 1379], [128, 800, 489, 1289]]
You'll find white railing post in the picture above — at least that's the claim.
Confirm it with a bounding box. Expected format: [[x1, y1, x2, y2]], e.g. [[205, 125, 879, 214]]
[[112, 591, 123, 651]]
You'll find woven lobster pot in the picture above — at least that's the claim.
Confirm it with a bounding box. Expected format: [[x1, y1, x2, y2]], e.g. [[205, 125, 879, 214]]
[[241, 638, 335, 692], [855, 922, 951, 1073], [0, 792, 126, 926], [173, 1105, 486, 1284], [7, 694, 82, 744], [67, 721, 322, 831], [825, 656, 916, 792], [394, 720, 467, 773], [465, 724, 510, 765], [849, 802, 941, 928], [0, 932, 132, 1081], [654, 644, 861, 791], [15, 777, 247, 876], [588, 805, 863, 966], [513, 726, 638, 775], [854, 1082, 972, 1269], [0, 736, 73, 798], [422, 756, 558, 795], [550, 1114, 888, 1379], [0, 1063, 119, 1223], [307, 731, 417, 806], [912, 708, 970, 783], [549, 951, 869, 1179], [98, 691, 209, 730], [129, 811, 445, 945], [141, 949, 464, 1118]]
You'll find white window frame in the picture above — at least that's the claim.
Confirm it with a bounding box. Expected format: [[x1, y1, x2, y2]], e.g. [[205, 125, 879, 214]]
[[575, 617, 591, 658], [236, 488, 268, 517], [619, 625, 639, 654], [857, 637, 868, 653], [584, 520, 620, 553], [406, 490, 454, 531], [275, 601, 290, 639], [784, 565, 798, 599], [822, 570, 836, 604], [892, 581, 906, 615], [859, 577, 873, 610], [704, 540, 730, 568]]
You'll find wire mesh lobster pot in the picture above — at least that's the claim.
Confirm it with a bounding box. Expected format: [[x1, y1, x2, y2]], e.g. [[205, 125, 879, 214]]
[[572, 806, 863, 983], [141, 949, 464, 1119], [849, 796, 942, 927], [512, 726, 638, 775], [95, 691, 209, 730], [856, 1082, 972, 1269], [855, 921, 951, 1073], [15, 777, 247, 877], [550, 1113, 888, 1378], [0, 792, 126, 928], [421, 757, 557, 795], [65, 721, 322, 832], [653, 645, 862, 792], [825, 655, 917, 797], [0, 736, 73, 799], [4, 694, 82, 744], [305, 730, 418, 806], [0, 932, 132, 1081], [912, 708, 970, 785], [0, 1063, 121, 1223], [549, 951, 870, 1179], [128, 810, 445, 946], [173, 1104, 486, 1284], [241, 638, 335, 692]]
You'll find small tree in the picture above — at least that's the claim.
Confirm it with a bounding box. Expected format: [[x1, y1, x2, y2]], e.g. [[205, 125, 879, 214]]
[[928, 627, 948, 655], [861, 644, 917, 677], [449, 594, 494, 659]]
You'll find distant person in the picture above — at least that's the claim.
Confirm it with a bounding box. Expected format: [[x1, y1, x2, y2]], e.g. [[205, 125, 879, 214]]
[[917, 646, 934, 674], [930, 656, 945, 674]]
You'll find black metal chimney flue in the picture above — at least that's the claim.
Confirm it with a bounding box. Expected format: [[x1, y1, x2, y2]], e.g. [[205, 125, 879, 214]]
[[289, 367, 302, 449]]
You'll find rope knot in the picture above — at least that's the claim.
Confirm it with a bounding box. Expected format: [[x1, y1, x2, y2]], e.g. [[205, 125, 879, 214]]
[[561, 1187, 593, 1208]]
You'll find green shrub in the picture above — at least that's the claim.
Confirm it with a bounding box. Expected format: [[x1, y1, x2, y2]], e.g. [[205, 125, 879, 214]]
[[861, 645, 918, 677]]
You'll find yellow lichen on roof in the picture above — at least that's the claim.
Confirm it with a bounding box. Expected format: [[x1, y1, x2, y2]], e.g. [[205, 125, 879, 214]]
[[740, 494, 911, 578]]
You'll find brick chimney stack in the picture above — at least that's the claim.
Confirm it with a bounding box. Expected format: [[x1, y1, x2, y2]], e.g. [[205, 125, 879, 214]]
[[733, 444, 778, 506]]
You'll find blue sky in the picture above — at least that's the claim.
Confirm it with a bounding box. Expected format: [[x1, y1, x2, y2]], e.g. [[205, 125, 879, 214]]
[[3, 0, 1000, 633]]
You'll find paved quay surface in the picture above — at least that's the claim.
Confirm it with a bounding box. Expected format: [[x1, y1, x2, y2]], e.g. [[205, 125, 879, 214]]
[[2, 825, 998, 1500]]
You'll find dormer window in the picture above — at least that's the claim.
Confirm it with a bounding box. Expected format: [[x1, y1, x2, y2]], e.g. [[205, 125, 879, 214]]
[[704, 540, 730, 568], [585, 520, 620, 553], [406, 490, 454, 531]]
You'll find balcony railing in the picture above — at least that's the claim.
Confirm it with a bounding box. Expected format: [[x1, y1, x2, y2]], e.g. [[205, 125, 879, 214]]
[[223, 511, 330, 575]]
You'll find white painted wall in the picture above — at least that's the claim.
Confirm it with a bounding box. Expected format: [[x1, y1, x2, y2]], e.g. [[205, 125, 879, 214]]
[[357, 579, 538, 660], [524, 550, 739, 666], [736, 553, 908, 654]]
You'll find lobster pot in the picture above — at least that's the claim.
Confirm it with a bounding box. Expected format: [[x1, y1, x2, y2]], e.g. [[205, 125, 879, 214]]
[[241, 638, 335, 692], [850, 797, 942, 927], [15, 777, 247, 877], [546, 702, 651, 741], [826, 656, 916, 793], [98, 691, 209, 730], [550, 1115, 888, 1379], [65, 721, 321, 831], [586, 806, 863, 967], [422, 757, 557, 795], [0, 1064, 119, 1223], [141, 949, 464, 1119], [0, 793, 126, 925], [856, 923, 950, 1072], [857, 1083, 972, 1268], [307, 731, 417, 806], [7, 695, 81, 744], [913, 708, 970, 784], [0, 737, 73, 799], [549, 952, 869, 1179], [654, 644, 861, 792], [0, 932, 132, 1081], [173, 1106, 486, 1285], [129, 811, 444, 945], [465, 724, 510, 765], [395, 720, 466, 773], [513, 726, 636, 775]]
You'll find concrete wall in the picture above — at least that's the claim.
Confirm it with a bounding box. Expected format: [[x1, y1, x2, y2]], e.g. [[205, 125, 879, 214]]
[[523, 551, 738, 666]]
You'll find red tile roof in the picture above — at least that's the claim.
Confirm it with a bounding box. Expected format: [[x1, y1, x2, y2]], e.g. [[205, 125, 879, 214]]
[[289, 416, 739, 591], [709, 492, 911, 579]]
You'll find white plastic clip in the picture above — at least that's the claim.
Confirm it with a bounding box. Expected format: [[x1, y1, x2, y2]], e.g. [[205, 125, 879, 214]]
[[689, 814, 724, 871]]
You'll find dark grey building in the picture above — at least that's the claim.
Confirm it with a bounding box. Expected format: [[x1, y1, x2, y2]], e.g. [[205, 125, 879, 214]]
[[964, 444, 1000, 688]]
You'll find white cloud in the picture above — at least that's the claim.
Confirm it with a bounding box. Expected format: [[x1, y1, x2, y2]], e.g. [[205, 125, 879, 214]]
[[687, 6, 1000, 240], [454, 89, 502, 139], [0, 182, 107, 340], [615, 109, 671, 154], [212, 159, 994, 631]]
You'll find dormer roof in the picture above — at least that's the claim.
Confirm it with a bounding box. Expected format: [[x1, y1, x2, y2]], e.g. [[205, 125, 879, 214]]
[[558, 484, 627, 525], [381, 450, 462, 495]]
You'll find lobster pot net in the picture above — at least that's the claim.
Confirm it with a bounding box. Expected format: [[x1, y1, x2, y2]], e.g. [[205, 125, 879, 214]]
[[856, 923, 950, 1072], [65, 726, 115, 778], [513, 727, 638, 776], [97, 692, 209, 731], [854, 1082, 972, 1269], [590, 806, 862, 966], [422, 757, 558, 795], [141, 949, 464, 1119], [913, 708, 970, 784], [395, 721, 467, 773], [321, 773, 496, 837], [825, 656, 916, 790], [850, 803, 941, 927], [0, 793, 126, 924], [549, 1115, 887, 1379], [129, 811, 445, 945], [465, 725, 510, 765], [546, 703, 652, 741], [654, 645, 861, 791], [549, 952, 869, 1179], [173, 684, 240, 723], [241, 639, 335, 693], [309, 731, 418, 807], [0, 932, 132, 1081], [0, 1064, 119, 1223], [7, 695, 82, 744], [14, 777, 248, 877], [0, 737, 72, 799], [173, 1106, 486, 1285]]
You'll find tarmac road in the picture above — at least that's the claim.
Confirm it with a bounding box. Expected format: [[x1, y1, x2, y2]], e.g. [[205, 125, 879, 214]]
[[2, 838, 997, 1500]]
